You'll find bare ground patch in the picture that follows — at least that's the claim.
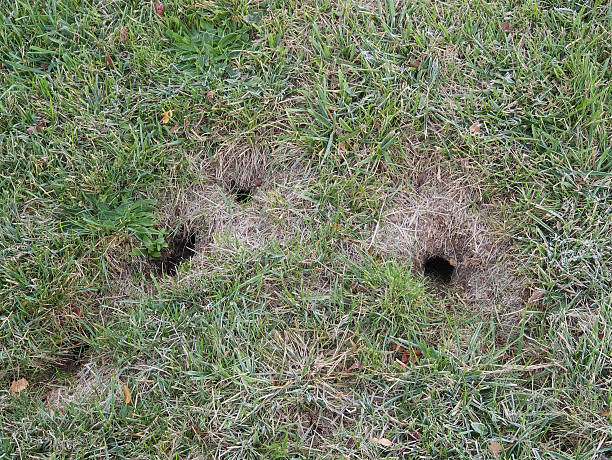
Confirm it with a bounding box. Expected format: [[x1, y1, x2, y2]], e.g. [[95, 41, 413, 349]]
[[376, 164, 527, 334]]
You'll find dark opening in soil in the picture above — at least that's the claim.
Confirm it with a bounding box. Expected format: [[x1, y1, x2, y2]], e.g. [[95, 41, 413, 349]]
[[152, 229, 197, 276], [423, 256, 455, 283], [228, 180, 253, 204], [55, 340, 89, 375]]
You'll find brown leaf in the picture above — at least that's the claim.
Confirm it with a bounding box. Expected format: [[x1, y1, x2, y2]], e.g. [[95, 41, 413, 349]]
[[106, 54, 114, 68], [348, 360, 364, 370], [339, 142, 347, 153], [501, 22, 513, 32], [10, 378, 28, 396], [192, 424, 205, 436], [527, 289, 543, 305], [371, 437, 393, 447], [161, 109, 173, 124], [469, 122, 481, 134], [346, 437, 356, 448], [401, 349, 422, 365], [416, 171, 427, 188], [154, 1, 164, 15], [253, 178, 263, 187], [71, 305, 83, 317], [122, 384, 131, 404], [488, 441, 502, 458], [27, 121, 46, 134], [119, 26, 128, 43]]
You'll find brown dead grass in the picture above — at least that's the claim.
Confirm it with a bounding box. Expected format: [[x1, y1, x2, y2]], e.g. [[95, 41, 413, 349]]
[[376, 163, 527, 331]]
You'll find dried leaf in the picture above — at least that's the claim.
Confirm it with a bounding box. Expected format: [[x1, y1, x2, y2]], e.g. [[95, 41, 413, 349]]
[[161, 109, 173, 124], [339, 142, 347, 153], [602, 410, 611, 417], [10, 378, 28, 396], [501, 22, 513, 32], [71, 305, 83, 317], [253, 178, 263, 187], [371, 437, 393, 447], [106, 54, 114, 68], [192, 424, 205, 436], [119, 26, 128, 43], [416, 171, 427, 188], [488, 441, 502, 458], [122, 384, 131, 404], [348, 360, 364, 370], [528, 289, 543, 305], [469, 122, 481, 134], [27, 121, 46, 134], [346, 437, 356, 448], [401, 349, 422, 365], [154, 1, 164, 15]]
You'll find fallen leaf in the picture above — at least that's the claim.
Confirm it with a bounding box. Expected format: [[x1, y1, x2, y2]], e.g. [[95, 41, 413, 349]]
[[527, 289, 543, 305], [602, 410, 610, 417], [469, 122, 481, 134], [348, 360, 364, 370], [27, 121, 46, 134], [488, 441, 502, 458], [106, 54, 114, 68], [10, 378, 28, 396], [154, 1, 164, 15], [346, 437, 356, 448], [254, 178, 263, 187], [161, 109, 173, 124], [119, 26, 128, 43], [71, 305, 83, 317], [401, 349, 422, 365], [448, 257, 457, 266], [122, 384, 131, 404], [192, 424, 205, 436], [339, 142, 347, 153], [501, 22, 513, 32], [416, 171, 427, 188], [371, 437, 393, 447]]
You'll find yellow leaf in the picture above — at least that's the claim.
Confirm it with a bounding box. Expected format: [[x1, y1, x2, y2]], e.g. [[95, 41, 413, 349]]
[[161, 109, 173, 124], [488, 441, 502, 458], [10, 378, 28, 396], [122, 384, 131, 404], [371, 437, 393, 447]]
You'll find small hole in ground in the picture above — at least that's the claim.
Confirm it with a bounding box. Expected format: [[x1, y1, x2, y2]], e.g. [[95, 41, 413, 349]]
[[228, 180, 253, 204], [152, 229, 197, 276], [423, 256, 455, 283]]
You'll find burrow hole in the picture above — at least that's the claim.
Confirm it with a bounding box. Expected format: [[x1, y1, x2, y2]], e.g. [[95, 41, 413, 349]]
[[228, 180, 253, 204], [152, 228, 197, 276], [423, 255, 455, 283]]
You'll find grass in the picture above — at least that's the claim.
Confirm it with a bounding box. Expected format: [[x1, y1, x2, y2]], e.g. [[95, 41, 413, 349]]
[[1, 0, 610, 458]]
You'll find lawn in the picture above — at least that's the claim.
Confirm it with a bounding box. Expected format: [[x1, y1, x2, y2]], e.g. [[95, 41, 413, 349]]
[[0, 0, 610, 458]]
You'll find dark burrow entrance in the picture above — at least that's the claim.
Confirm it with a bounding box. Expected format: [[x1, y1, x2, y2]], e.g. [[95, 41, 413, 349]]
[[423, 256, 455, 283], [152, 228, 197, 276], [228, 180, 253, 204]]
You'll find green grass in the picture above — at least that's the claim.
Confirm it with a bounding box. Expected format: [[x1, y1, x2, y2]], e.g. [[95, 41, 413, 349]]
[[1, 0, 610, 458]]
